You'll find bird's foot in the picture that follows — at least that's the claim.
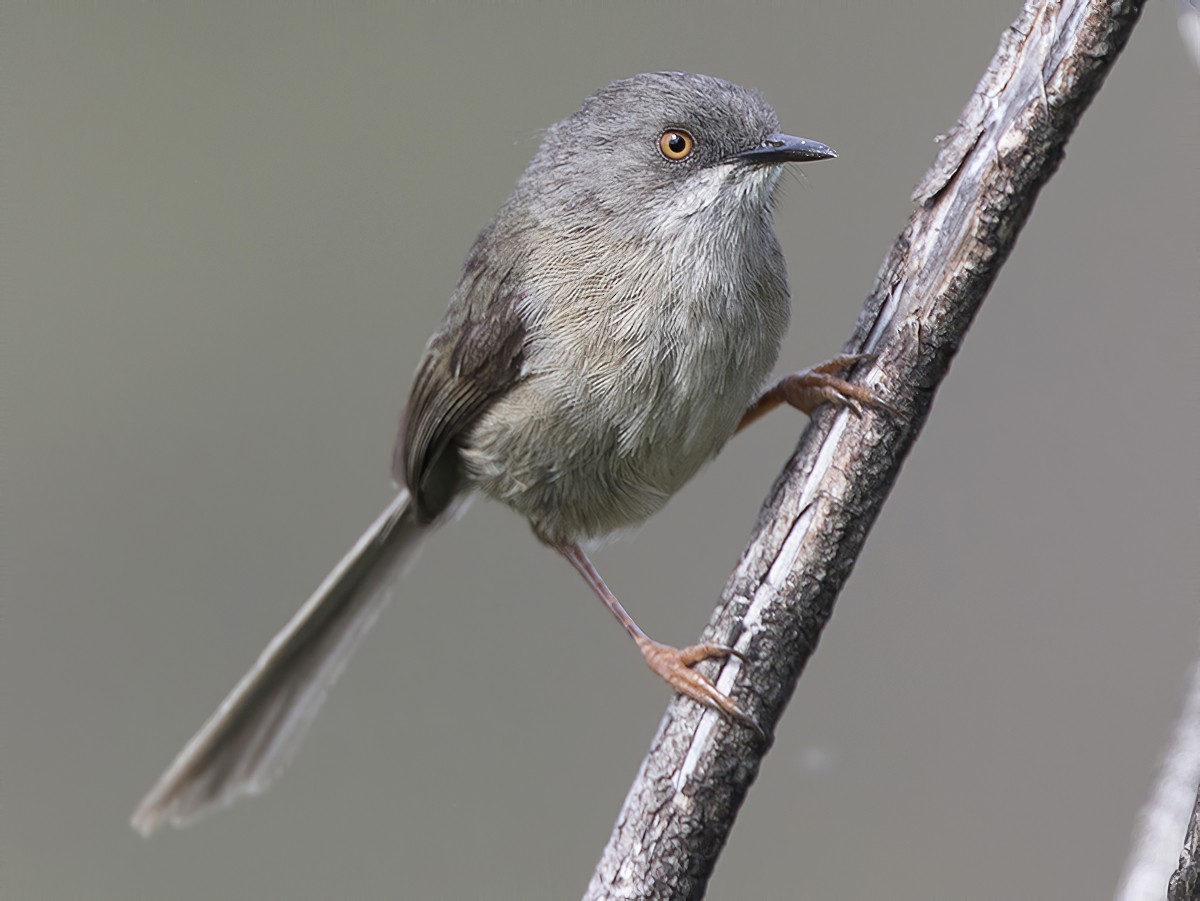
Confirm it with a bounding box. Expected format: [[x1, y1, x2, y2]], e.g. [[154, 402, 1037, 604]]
[[635, 636, 765, 740], [777, 353, 898, 417]]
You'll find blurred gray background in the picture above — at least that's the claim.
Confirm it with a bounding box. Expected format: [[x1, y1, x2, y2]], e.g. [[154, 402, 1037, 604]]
[[5, 3, 1197, 899]]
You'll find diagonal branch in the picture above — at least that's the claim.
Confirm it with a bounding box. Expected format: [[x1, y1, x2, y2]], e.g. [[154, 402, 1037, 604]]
[[1169, 787, 1200, 900], [1119, 649, 1200, 899], [584, 1, 1148, 898]]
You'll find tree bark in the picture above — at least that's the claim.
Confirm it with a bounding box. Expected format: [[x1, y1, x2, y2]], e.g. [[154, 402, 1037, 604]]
[[1119, 651, 1200, 900], [584, 1, 1148, 898], [1169, 789, 1200, 901]]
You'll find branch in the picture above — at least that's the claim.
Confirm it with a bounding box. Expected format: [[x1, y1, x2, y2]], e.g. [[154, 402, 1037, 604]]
[[584, 2, 1148, 898], [1169, 786, 1200, 901], [1119, 650, 1200, 900]]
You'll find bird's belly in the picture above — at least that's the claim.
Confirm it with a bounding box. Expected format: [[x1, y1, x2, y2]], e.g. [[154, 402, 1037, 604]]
[[461, 314, 777, 544]]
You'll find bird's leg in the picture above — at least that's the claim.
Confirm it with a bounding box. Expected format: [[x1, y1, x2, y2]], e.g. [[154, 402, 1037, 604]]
[[555, 542, 764, 739], [738, 353, 897, 433]]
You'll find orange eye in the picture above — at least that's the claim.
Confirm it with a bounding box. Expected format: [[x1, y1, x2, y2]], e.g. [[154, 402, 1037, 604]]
[[658, 129, 695, 161]]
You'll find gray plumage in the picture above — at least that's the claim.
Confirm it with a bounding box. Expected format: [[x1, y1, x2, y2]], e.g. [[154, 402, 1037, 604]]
[[132, 493, 419, 834], [133, 72, 819, 834], [404, 72, 792, 542]]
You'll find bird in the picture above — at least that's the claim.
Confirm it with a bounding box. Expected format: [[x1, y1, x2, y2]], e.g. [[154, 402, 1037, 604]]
[[132, 71, 887, 836]]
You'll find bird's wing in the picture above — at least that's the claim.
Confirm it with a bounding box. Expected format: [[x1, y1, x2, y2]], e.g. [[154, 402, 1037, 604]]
[[396, 274, 528, 522]]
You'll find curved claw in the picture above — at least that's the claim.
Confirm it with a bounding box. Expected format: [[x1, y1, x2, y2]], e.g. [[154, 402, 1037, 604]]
[[809, 352, 877, 375], [734, 708, 768, 742]]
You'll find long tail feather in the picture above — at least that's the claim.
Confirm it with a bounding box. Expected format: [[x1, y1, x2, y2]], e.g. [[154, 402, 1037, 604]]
[[132, 490, 422, 835]]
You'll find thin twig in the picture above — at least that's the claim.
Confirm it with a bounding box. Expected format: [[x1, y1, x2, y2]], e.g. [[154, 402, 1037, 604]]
[[584, 2, 1148, 898]]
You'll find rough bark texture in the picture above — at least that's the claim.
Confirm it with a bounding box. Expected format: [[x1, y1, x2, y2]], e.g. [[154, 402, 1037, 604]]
[[1118, 652, 1200, 900], [584, 2, 1148, 898], [1170, 790, 1200, 901]]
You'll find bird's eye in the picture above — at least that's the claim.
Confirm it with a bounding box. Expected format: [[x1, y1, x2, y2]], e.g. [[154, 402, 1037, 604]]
[[658, 129, 695, 161]]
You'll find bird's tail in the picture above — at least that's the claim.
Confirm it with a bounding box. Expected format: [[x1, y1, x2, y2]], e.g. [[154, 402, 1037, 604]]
[[132, 489, 423, 835]]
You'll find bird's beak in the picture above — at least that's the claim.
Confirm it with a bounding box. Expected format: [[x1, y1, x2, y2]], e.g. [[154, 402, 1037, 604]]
[[729, 133, 837, 165]]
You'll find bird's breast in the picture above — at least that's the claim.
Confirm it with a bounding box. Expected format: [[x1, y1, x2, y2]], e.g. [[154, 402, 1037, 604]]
[[461, 241, 789, 543]]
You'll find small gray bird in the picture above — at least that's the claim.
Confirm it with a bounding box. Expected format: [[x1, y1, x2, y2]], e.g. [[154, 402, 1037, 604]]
[[133, 71, 884, 835]]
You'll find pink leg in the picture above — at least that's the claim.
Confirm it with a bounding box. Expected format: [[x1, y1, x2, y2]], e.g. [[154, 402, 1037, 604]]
[[556, 542, 764, 739]]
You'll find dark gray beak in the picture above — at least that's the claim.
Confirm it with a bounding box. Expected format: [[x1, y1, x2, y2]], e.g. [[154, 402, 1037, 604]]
[[730, 133, 837, 165]]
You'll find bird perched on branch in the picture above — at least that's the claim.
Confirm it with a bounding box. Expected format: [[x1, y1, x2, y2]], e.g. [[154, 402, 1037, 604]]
[[133, 71, 888, 836]]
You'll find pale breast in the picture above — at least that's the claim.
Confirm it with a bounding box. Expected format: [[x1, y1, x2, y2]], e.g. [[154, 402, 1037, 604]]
[[460, 234, 789, 544]]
